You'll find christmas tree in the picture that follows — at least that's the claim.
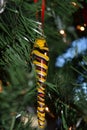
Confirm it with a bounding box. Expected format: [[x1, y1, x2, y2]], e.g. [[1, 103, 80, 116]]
[[0, 0, 87, 130]]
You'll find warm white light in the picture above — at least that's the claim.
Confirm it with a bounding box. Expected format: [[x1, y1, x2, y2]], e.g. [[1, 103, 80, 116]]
[[84, 23, 86, 27], [80, 26, 85, 31], [71, 2, 77, 6], [69, 127, 72, 130], [76, 25, 85, 31], [76, 25, 80, 30], [45, 107, 49, 112], [59, 29, 65, 35]]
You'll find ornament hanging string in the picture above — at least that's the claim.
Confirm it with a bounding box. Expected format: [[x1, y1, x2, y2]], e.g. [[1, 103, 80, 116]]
[[34, 0, 38, 3], [34, 0, 46, 30], [41, 0, 45, 27]]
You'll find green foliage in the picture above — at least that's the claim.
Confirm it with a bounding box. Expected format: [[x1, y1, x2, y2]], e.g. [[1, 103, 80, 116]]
[[0, 0, 38, 129], [0, 0, 86, 129], [72, 56, 87, 115]]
